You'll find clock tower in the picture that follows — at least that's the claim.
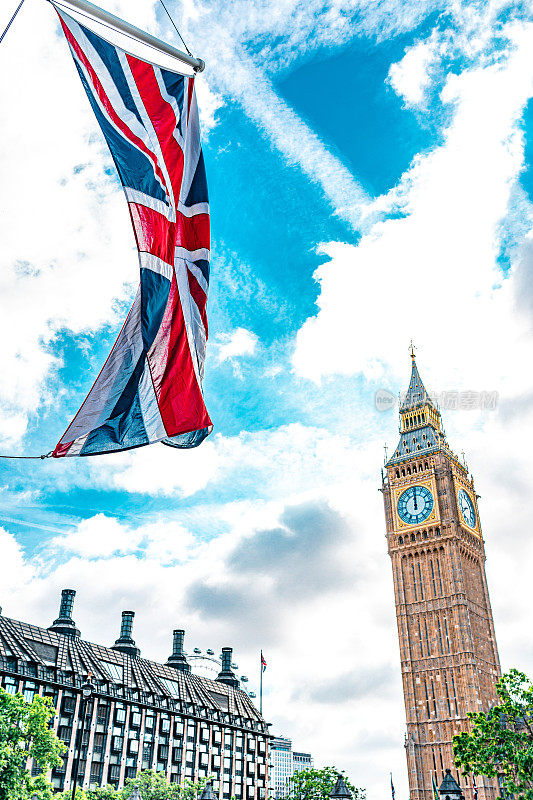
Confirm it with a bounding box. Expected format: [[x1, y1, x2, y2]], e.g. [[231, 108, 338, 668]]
[[381, 351, 501, 800]]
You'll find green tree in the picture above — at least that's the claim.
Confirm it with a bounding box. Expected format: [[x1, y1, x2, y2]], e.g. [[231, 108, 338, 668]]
[[121, 769, 181, 798], [55, 771, 212, 800], [286, 766, 365, 800], [453, 669, 533, 799], [0, 688, 65, 800]]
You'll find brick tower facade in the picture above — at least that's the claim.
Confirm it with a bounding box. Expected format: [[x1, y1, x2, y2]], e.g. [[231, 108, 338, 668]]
[[381, 351, 501, 800]]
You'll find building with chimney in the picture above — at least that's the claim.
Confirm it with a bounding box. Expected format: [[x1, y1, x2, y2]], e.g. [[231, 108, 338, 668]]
[[381, 351, 501, 800], [0, 591, 270, 796]]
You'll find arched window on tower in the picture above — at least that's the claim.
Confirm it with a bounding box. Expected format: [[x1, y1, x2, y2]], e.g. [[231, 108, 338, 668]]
[[435, 553, 444, 594], [450, 672, 459, 715], [429, 559, 438, 596], [443, 671, 453, 716], [411, 561, 418, 601], [436, 613, 445, 654], [423, 615, 430, 654], [417, 561, 425, 599], [423, 677, 431, 719]]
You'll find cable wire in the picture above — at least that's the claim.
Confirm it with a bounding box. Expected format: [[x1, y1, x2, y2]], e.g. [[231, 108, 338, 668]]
[[0, 452, 53, 460], [0, 0, 26, 45], [159, 0, 192, 56]]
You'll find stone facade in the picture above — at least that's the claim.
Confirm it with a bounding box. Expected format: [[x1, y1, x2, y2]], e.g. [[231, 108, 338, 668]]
[[0, 596, 270, 796], [381, 354, 501, 800]]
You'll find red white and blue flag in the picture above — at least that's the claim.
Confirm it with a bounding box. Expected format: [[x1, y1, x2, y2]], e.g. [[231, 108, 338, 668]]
[[472, 775, 478, 800], [53, 7, 212, 457], [261, 652, 267, 673]]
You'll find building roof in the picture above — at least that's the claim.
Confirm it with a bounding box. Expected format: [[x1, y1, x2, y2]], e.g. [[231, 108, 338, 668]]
[[439, 769, 463, 798], [388, 424, 441, 463], [386, 355, 458, 467], [0, 613, 267, 732], [400, 356, 433, 411], [330, 774, 352, 799]]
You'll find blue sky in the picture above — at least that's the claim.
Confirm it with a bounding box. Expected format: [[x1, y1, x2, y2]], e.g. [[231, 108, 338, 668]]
[[2, 0, 533, 797]]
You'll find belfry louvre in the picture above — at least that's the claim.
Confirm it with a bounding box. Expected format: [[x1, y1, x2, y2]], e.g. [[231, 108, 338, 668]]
[[0, 590, 270, 795]]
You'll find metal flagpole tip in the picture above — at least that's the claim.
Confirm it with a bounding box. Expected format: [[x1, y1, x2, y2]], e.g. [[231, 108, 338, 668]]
[[194, 58, 205, 72]]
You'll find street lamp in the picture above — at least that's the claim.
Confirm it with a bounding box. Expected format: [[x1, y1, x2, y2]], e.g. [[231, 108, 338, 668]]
[[329, 774, 352, 800], [70, 677, 95, 800], [199, 779, 218, 800]]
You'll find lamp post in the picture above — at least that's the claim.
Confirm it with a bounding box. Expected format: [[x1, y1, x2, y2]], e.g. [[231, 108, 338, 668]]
[[199, 779, 218, 800], [70, 678, 95, 800]]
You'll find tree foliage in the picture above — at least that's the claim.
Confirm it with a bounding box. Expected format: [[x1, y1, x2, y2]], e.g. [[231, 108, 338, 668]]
[[55, 772, 212, 800], [286, 766, 365, 800], [0, 688, 65, 800], [453, 669, 533, 799]]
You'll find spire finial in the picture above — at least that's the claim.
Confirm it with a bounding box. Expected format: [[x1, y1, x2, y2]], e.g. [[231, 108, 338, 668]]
[[409, 340, 416, 360], [384, 443, 388, 463]]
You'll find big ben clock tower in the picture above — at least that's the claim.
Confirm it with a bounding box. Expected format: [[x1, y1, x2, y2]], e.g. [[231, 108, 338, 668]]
[[381, 349, 501, 800]]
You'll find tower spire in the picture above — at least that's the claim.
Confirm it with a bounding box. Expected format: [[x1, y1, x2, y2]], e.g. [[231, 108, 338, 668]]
[[386, 349, 450, 466]]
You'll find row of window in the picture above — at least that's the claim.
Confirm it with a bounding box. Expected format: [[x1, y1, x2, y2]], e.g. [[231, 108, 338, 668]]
[[394, 459, 431, 478], [417, 671, 460, 720]]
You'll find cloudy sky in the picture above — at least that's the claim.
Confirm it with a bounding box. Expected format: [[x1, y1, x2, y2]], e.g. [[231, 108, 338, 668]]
[[2, 0, 533, 796]]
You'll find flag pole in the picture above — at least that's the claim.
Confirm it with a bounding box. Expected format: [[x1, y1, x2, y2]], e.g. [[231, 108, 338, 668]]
[[50, 0, 205, 71], [260, 651, 263, 715]]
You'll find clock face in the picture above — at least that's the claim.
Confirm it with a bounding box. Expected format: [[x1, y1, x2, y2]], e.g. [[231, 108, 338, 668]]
[[397, 485, 433, 525], [458, 488, 476, 528]]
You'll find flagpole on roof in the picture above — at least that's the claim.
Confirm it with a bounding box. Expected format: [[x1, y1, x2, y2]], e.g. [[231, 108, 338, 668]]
[[260, 651, 263, 715], [51, 0, 205, 71]]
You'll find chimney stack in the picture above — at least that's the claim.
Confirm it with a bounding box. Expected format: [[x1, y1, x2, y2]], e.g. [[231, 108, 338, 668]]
[[166, 629, 191, 673], [48, 589, 80, 638], [112, 611, 140, 657], [216, 646, 239, 689]]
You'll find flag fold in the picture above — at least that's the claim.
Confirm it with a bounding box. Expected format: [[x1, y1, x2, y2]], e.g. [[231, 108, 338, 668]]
[[53, 7, 212, 457]]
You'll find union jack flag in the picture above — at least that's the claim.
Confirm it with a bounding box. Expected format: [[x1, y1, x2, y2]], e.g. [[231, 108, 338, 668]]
[[261, 652, 267, 672], [53, 6, 211, 457]]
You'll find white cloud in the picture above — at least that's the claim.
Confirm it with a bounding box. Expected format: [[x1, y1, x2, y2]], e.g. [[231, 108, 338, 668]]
[[93, 422, 372, 498], [55, 514, 139, 558], [388, 36, 439, 105], [0, 528, 35, 604], [293, 23, 533, 392], [0, 0, 138, 443], [215, 327, 259, 362], [54, 514, 197, 561]]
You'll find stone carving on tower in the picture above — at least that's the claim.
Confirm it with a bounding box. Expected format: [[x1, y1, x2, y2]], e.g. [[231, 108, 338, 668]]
[[381, 349, 501, 800]]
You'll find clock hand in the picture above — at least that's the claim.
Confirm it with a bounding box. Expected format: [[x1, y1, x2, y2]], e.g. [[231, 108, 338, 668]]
[[413, 489, 418, 511]]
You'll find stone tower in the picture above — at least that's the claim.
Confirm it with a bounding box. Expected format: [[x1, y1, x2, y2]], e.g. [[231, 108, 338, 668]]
[[381, 351, 501, 800]]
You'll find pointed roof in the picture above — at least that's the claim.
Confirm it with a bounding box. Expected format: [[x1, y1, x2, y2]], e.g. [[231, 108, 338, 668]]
[[439, 769, 463, 798], [330, 774, 352, 799], [386, 350, 456, 467], [400, 354, 433, 411]]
